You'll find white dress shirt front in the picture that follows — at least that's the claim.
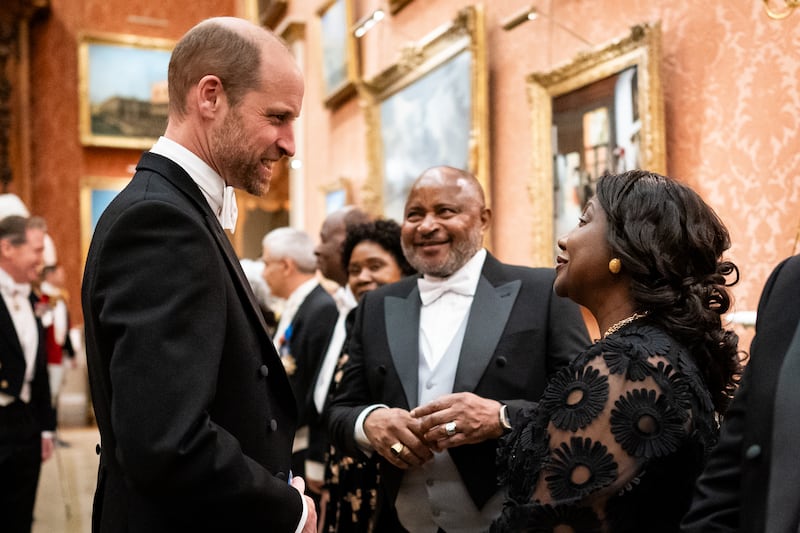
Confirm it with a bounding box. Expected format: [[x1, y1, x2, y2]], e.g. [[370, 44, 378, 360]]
[[150, 136, 238, 231], [0, 267, 37, 406]]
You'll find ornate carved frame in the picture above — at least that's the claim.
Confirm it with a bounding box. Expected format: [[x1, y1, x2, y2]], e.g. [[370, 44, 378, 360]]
[[526, 23, 665, 266], [317, 0, 358, 108], [79, 176, 130, 261], [78, 32, 174, 150], [360, 5, 489, 221]]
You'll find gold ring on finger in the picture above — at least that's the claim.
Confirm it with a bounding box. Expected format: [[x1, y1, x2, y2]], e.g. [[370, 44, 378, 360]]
[[390, 442, 405, 456]]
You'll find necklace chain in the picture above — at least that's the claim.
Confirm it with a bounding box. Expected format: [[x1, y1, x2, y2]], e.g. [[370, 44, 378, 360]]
[[603, 312, 648, 338]]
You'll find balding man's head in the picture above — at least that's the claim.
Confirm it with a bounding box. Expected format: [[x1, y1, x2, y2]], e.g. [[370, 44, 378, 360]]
[[167, 17, 288, 118], [401, 166, 491, 277], [315, 206, 371, 285], [410, 166, 486, 207]]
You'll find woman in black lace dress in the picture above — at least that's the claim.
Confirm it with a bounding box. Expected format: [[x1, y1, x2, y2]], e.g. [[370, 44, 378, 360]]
[[492, 170, 742, 532]]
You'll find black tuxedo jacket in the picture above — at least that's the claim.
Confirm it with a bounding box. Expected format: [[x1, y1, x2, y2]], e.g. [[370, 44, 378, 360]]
[[683, 254, 800, 533], [82, 152, 303, 533], [283, 284, 337, 464], [326, 254, 590, 512], [0, 293, 55, 432]]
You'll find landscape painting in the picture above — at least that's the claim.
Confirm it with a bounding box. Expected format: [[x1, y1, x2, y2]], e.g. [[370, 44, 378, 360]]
[[79, 33, 174, 149]]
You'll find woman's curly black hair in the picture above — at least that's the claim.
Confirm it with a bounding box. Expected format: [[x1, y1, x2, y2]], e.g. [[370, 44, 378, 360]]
[[341, 218, 416, 277], [595, 170, 742, 414]]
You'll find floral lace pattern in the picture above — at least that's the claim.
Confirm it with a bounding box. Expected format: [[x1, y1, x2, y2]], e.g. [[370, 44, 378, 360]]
[[492, 323, 718, 532]]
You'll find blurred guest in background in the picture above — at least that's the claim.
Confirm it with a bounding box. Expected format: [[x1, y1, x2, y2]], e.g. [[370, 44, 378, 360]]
[[683, 253, 800, 533], [262, 226, 338, 500], [307, 207, 371, 494], [38, 262, 75, 446], [321, 218, 415, 533], [492, 170, 742, 532], [315, 206, 371, 292], [0, 215, 55, 533], [240, 256, 280, 334]]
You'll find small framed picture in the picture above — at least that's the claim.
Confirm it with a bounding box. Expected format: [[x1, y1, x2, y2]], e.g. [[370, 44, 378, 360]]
[[78, 32, 174, 149], [317, 0, 358, 108], [322, 177, 352, 214], [79, 176, 131, 260]]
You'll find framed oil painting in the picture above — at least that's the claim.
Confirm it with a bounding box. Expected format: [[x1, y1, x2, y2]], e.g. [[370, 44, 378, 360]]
[[527, 23, 665, 266], [362, 5, 488, 224], [317, 0, 358, 108], [78, 33, 174, 149], [79, 176, 131, 260]]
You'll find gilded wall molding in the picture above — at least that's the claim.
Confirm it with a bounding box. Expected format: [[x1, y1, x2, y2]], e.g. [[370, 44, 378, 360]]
[[360, 5, 489, 233], [526, 23, 665, 266]]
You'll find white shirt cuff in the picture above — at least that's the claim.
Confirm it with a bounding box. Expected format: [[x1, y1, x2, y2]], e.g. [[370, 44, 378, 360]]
[[293, 488, 308, 533], [354, 404, 389, 451]]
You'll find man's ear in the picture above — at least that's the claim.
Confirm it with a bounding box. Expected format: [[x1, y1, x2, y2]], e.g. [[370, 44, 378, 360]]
[[480, 207, 492, 232], [195, 75, 225, 118], [0, 238, 13, 259]]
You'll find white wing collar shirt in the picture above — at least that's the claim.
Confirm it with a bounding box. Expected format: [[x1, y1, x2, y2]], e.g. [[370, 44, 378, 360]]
[[150, 136, 238, 232], [0, 266, 37, 406], [417, 248, 486, 370]]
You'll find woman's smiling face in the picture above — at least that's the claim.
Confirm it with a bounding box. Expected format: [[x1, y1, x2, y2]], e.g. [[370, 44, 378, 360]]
[[554, 197, 615, 307]]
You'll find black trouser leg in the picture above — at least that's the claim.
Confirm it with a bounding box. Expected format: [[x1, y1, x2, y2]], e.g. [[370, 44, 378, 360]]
[[0, 402, 42, 533]]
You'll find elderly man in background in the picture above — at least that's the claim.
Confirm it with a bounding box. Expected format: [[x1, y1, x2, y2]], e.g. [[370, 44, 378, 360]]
[[262, 226, 338, 501], [327, 166, 590, 532], [307, 207, 371, 485], [0, 215, 55, 533]]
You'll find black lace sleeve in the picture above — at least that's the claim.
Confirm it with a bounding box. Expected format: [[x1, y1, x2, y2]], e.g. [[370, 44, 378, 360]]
[[492, 323, 718, 532]]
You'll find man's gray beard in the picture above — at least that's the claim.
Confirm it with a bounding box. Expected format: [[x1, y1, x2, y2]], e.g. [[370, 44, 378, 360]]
[[403, 231, 482, 278]]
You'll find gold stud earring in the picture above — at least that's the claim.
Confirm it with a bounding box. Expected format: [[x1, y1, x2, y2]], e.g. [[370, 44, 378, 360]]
[[608, 258, 621, 274]]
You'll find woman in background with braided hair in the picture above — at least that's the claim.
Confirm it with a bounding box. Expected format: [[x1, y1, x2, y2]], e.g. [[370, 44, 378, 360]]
[[492, 170, 743, 532]]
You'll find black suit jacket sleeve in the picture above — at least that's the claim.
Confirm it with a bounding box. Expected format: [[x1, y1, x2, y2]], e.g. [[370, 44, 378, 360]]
[[680, 370, 748, 532], [286, 285, 338, 427], [287, 285, 338, 465], [504, 273, 589, 425], [324, 296, 375, 459], [683, 255, 800, 532], [0, 296, 55, 433], [84, 196, 302, 531], [32, 311, 56, 432]]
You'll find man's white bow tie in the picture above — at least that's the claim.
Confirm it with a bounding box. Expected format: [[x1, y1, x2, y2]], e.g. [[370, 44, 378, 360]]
[[221, 186, 238, 232], [417, 274, 475, 305]]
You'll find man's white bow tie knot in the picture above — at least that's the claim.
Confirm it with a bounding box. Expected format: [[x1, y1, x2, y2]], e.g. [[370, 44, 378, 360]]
[[417, 273, 475, 305], [221, 185, 238, 232]]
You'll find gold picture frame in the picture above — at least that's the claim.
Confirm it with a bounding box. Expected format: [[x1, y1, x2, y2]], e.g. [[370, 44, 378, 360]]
[[527, 23, 665, 266], [79, 176, 131, 261], [321, 176, 352, 214], [361, 5, 489, 223], [258, 0, 289, 28], [78, 32, 174, 149], [317, 0, 359, 108]]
